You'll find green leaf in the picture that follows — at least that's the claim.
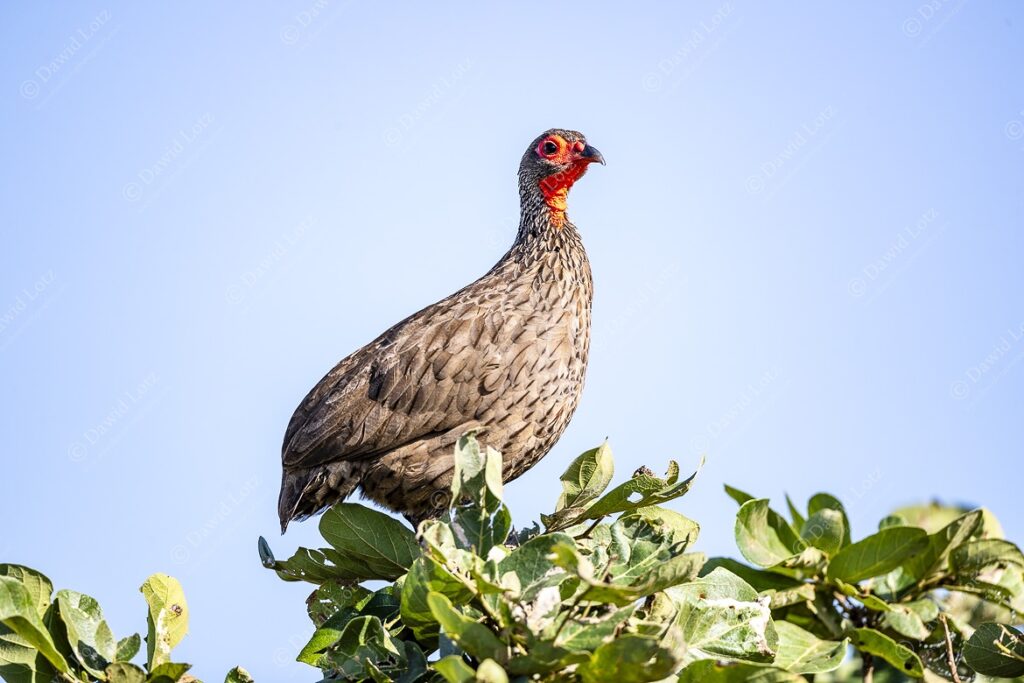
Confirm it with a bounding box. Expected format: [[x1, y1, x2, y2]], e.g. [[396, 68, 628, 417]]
[[879, 601, 933, 640], [807, 493, 851, 546], [826, 527, 928, 583], [426, 592, 507, 664], [725, 484, 756, 506], [735, 499, 805, 568], [434, 655, 476, 683], [772, 621, 847, 674], [785, 494, 806, 531], [0, 625, 57, 683], [306, 580, 372, 626], [678, 660, 807, 682], [0, 576, 69, 673], [799, 509, 844, 556], [555, 442, 615, 512], [400, 556, 474, 641], [450, 436, 512, 554], [661, 568, 777, 664], [852, 627, 924, 677], [115, 633, 141, 662], [475, 659, 508, 683], [104, 662, 147, 683], [950, 538, 1024, 575], [224, 666, 254, 683], [146, 661, 191, 683], [139, 574, 188, 670], [497, 533, 574, 603], [318, 615, 406, 679], [318, 503, 420, 580], [963, 622, 1024, 678], [55, 589, 116, 678], [0, 567, 52, 620], [544, 459, 702, 531], [606, 508, 703, 594], [577, 634, 680, 683]]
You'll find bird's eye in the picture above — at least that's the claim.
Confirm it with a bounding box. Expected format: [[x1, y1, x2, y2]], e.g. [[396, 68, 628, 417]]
[[542, 140, 558, 156]]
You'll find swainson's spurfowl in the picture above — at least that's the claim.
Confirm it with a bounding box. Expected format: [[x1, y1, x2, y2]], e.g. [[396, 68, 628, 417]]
[[278, 129, 604, 531]]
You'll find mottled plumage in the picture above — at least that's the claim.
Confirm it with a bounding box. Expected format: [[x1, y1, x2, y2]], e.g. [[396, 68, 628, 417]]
[[278, 129, 603, 531]]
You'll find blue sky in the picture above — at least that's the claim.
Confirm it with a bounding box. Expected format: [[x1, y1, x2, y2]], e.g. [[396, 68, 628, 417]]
[[2, 2, 1023, 679]]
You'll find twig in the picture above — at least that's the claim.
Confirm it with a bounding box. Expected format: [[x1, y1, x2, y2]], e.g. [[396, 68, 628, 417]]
[[862, 652, 874, 683], [939, 614, 963, 683], [573, 517, 604, 540]]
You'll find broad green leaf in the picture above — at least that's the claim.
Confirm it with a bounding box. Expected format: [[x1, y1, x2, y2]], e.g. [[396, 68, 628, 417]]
[[879, 601, 932, 640], [450, 435, 512, 554], [606, 508, 702, 593], [878, 514, 906, 529], [475, 659, 508, 683], [426, 592, 506, 664], [318, 615, 406, 679], [772, 621, 846, 674], [826, 527, 928, 583], [115, 633, 141, 662], [146, 661, 191, 683], [0, 576, 68, 673], [555, 442, 615, 512], [55, 589, 116, 678], [662, 568, 777, 664], [950, 539, 1024, 576], [833, 579, 891, 612], [785, 494, 806, 531], [678, 660, 807, 682], [224, 666, 254, 683], [318, 503, 420, 580], [552, 605, 635, 652], [577, 634, 680, 683], [700, 558, 806, 593], [139, 574, 188, 670], [306, 580, 372, 626], [0, 625, 57, 683], [400, 556, 474, 640], [725, 484, 756, 506], [800, 509, 844, 556], [434, 655, 475, 682], [735, 499, 805, 568], [104, 662, 146, 683], [497, 533, 574, 603], [852, 627, 924, 677], [807, 493, 852, 546], [963, 622, 1024, 678], [0, 567, 52, 620]]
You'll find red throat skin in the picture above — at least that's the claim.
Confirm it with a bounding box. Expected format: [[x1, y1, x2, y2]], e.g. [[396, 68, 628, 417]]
[[538, 162, 590, 225]]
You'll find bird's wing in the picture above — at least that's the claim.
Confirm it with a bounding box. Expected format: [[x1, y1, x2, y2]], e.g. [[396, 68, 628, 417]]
[[281, 292, 514, 469]]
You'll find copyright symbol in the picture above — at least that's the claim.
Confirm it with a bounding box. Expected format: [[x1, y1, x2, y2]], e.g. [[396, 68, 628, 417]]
[[225, 284, 245, 304], [68, 442, 88, 461], [902, 17, 922, 37], [641, 73, 663, 93], [280, 24, 300, 45], [122, 182, 143, 202], [429, 489, 451, 511], [950, 380, 970, 400], [690, 435, 711, 454], [171, 544, 190, 564], [1005, 119, 1024, 141], [848, 277, 868, 297], [382, 127, 403, 147], [745, 174, 765, 194], [20, 79, 40, 100]]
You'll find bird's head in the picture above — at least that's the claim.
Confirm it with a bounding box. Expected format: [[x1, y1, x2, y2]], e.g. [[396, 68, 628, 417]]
[[519, 129, 604, 215]]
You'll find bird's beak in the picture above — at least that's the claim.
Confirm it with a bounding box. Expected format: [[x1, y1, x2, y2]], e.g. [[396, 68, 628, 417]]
[[579, 144, 606, 166]]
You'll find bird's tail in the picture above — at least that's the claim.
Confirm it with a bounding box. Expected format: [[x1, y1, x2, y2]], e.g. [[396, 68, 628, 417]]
[[277, 461, 362, 533]]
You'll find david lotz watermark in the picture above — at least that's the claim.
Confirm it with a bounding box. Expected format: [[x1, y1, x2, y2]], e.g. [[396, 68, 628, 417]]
[[121, 112, 216, 203], [280, 0, 343, 46], [949, 321, 1024, 401], [847, 208, 940, 298], [604, 263, 684, 339], [67, 371, 160, 462], [170, 477, 260, 564], [745, 105, 838, 195], [690, 366, 784, 454], [901, 0, 968, 41], [382, 59, 475, 147], [225, 216, 315, 305], [641, 2, 737, 93], [0, 270, 59, 348], [19, 10, 115, 101]]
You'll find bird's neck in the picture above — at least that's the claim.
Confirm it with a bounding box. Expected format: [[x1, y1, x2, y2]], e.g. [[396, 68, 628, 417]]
[[514, 191, 581, 251]]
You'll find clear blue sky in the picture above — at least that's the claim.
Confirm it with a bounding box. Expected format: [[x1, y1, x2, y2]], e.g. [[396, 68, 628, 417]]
[[3, 2, 1022, 679]]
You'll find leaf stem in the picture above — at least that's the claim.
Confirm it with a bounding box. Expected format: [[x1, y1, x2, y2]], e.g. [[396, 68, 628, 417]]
[[939, 614, 963, 683]]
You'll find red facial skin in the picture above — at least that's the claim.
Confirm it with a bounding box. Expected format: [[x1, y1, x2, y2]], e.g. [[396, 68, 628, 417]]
[[536, 135, 598, 222]]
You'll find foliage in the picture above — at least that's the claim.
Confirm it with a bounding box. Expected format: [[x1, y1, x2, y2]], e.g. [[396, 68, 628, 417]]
[[258, 435, 1024, 682], [0, 566, 249, 683]]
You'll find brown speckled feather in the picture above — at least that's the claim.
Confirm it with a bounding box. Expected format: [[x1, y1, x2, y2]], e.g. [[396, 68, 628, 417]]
[[278, 129, 601, 531]]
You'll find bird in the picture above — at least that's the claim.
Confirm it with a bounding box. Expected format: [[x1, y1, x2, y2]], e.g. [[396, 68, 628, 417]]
[[278, 129, 604, 532]]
